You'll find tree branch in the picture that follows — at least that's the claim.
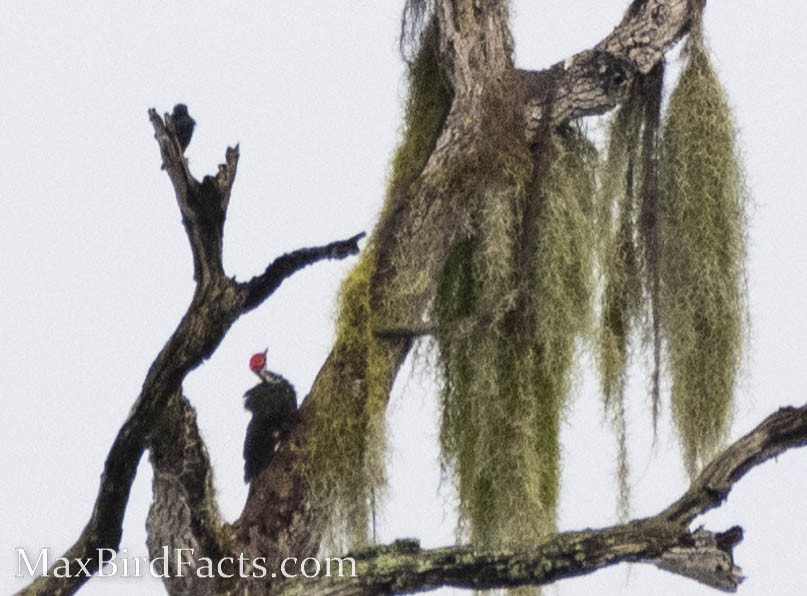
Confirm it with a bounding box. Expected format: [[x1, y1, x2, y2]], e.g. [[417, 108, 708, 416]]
[[19, 109, 365, 596], [146, 392, 235, 596], [279, 404, 807, 595], [149, 108, 239, 284], [22, 2, 742, 595], [233, 0, 711, 584], [662, 404, 807, 524], [240, 232, 366, 312], [521, 0, 695, 135]]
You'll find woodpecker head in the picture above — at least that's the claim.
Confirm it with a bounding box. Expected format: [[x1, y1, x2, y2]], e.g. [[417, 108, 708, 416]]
[[249, 349, 286, 386], [249, 349, 268, 377]]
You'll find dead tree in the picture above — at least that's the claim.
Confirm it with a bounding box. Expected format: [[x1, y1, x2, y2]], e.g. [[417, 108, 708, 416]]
[[20, 1, 807, 594]]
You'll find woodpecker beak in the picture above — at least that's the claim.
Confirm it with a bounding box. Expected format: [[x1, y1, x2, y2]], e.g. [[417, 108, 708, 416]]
[[259, 348, 269, 378]]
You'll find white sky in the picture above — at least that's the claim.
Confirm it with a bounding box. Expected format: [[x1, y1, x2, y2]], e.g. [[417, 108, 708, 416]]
[[2, 2, 806, 595]]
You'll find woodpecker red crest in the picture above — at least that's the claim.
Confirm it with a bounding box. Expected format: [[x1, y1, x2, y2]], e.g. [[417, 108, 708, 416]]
[[249, 350, 268, 375]]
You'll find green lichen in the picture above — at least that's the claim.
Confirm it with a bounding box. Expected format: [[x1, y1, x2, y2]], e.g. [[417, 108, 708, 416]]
[[311, 4, 748, 564], [598, 77, 645, 410], [388, 20, 451, 199]]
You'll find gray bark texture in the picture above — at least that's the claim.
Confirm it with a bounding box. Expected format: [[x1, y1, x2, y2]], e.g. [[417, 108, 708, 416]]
[[20, 1, 806, 595]]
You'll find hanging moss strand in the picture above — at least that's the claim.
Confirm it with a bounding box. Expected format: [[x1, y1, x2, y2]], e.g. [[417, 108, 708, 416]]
[[658, 31, 747, 476]]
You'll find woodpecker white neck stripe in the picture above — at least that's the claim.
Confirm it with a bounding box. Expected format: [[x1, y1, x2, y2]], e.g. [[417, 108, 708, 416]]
[[258, 369, 284, 384]]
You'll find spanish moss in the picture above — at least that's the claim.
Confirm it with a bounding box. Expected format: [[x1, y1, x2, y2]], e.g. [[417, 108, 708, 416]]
[[658, 30, 747, 476], [597, 63, 664, 519], [307, 10, 451, 549], [437, 127, 597, 547]]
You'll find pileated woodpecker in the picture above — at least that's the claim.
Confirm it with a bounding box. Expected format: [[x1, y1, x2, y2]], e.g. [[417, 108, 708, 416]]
[[243, 350, 298, 483]]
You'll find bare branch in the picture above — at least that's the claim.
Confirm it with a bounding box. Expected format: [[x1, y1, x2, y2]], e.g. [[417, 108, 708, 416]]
[[662, 404, 807, 523], [19, 110, 365, 596], [240, 232, 366, 312], [149, 107, 240, 283], [280, 523, 731, 595], [522, 0, 694, 134]]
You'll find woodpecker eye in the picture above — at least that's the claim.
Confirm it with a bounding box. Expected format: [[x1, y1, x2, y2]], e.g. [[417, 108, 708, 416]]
[[249, 352, 266, 373]]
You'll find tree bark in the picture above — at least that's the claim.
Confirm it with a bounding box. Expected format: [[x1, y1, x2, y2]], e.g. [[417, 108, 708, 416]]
[[276, 404, 807, 594], [239, 0, 703, 581], [19, 110, 364, 596], [22, 2, 803, 596], [146, 392, 233, 596]]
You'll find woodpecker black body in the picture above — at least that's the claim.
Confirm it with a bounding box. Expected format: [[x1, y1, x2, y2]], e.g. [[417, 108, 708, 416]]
[[243, 362, 298, 483], [171, 103, 195, 153]]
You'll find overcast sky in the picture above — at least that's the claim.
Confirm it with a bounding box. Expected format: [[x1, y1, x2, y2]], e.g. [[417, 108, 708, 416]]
[[2, 2, 807, 595]]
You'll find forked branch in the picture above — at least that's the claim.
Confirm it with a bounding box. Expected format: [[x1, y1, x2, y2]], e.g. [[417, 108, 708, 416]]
[[20, 109, 364, 596]]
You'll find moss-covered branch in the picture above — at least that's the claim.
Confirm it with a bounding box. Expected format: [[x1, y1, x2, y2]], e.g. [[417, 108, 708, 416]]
[[279, 403, 807, 595], [281, 524, 731, 595], [278, 0, 718, 562]]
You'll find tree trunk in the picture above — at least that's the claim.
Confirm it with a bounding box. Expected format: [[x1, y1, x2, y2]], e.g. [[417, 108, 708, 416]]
[[24, 2, 806, 596]]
